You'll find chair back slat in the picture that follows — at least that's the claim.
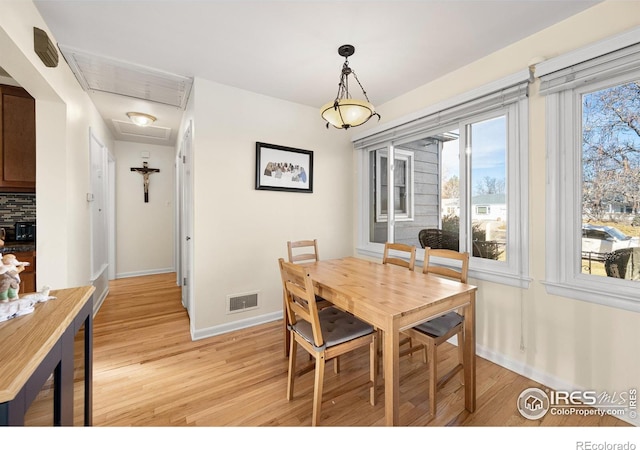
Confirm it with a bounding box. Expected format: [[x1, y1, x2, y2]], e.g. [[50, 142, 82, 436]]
[[422, 248, 469, 283], [279, 258, 324, 347], [287, 239, 320, 263], [383, 242, 416, 270]]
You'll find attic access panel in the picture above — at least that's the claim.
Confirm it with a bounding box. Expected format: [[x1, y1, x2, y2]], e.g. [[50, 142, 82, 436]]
[[60, 45, 192, 109]]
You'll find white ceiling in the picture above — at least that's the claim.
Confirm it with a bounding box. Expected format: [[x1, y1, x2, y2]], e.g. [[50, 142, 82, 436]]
[[31, 0, 602, 145]]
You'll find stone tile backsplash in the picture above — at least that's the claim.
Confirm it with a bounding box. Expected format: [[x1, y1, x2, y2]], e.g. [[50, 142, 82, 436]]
[[0, 194, 36, 228]]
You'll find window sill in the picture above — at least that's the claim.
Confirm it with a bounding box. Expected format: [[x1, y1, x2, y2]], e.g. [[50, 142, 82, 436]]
[[375, 217, 414, 223], [541, 280, 640, 313], [469, 268, 531, 289]]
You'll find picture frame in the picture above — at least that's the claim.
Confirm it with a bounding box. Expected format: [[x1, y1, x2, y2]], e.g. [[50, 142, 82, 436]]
[[255, 142, 313, 193]]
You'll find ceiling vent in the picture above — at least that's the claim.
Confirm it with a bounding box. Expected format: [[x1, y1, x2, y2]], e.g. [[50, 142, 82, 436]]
[[59, 45, 192, 109], [112, 119, 171, 141]]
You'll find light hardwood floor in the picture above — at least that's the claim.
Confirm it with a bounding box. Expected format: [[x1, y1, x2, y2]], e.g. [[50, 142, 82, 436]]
[[25, 272, 631, 427]]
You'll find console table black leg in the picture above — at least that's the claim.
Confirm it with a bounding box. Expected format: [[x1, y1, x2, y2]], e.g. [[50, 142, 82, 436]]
[[54, 328, 75, 425], [84, 310, 93, 426]]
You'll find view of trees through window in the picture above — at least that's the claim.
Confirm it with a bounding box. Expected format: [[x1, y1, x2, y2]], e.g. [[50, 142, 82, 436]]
[[581, 80, 640, 280]]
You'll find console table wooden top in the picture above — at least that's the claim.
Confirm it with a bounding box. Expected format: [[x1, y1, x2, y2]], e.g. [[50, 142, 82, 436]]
[[0, 285, 95, 403]]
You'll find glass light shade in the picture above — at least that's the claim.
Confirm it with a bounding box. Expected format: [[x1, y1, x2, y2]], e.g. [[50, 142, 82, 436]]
[[127, 112, 156, 127], [320, 98, 376, 129]]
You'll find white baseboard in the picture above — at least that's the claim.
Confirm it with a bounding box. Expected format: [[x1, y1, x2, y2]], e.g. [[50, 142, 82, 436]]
[[191, 311, 283, 341], [115, 267, 175, 279]]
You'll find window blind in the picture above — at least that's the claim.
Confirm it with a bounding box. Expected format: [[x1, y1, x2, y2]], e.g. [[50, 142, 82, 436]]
[[353, 76, 529, 150], [536, 27, 640, 96]]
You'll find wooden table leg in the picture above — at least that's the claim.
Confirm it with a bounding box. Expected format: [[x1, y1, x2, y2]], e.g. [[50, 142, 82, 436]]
[[463, 292, 476, 412], [383, 320, 400, 426]]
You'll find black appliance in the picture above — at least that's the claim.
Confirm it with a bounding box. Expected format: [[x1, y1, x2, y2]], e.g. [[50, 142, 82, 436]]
[[15, 221, 36, 241]]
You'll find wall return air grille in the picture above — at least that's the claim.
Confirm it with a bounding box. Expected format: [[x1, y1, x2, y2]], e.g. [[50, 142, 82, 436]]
[[226, 291, 259, 314]]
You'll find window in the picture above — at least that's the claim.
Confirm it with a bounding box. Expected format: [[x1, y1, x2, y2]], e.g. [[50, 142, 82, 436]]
[[539, 30, 640, 312], [375, 149, 414, 222], [354, 72, 530, 287]]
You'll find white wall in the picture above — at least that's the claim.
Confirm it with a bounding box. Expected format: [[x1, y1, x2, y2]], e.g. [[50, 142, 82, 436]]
[[114, 141, 175, 277], [363, 1, 640, 424], [0, 2, 114, 290], [187, 78, 354, 336]]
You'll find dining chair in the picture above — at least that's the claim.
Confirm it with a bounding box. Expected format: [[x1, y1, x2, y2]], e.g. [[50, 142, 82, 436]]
[[382, 242, 416, 270], [381, 242, 417, 368], [287, 239, 320, 263], [278, 258, 377, 426], [284, 239, 334, 359], [401, 247, 470, 418]]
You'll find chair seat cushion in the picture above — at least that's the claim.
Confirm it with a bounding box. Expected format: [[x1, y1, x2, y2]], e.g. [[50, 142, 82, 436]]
[[414, 311, 463, 337], [292, 307, 374, 350]]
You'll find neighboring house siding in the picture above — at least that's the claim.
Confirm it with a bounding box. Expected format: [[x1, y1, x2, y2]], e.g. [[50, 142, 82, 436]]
[[396, 141, 439, 247], [371, 140, 443, 248]]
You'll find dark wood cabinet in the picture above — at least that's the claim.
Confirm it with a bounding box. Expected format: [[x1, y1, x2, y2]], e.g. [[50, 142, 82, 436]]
[[14, 251, 36, 294], [0, 84, 36, 192]]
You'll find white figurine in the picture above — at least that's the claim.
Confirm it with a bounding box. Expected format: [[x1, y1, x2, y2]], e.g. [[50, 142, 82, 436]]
[[0, 264, 20, 302], [20, 285, 56, 303]]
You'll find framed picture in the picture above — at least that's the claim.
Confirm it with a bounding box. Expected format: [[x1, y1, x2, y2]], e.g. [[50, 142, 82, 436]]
[[255, 142, 313, 193]]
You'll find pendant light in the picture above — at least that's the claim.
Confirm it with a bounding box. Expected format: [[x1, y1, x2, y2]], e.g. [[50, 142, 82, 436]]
[[320, 44, 380, 129]]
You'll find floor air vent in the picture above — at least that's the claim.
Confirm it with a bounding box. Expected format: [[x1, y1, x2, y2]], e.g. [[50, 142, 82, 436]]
[[226, 291, 259, 314]]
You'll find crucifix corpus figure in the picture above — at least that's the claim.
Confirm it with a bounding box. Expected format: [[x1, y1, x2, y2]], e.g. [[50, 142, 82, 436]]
[[130, 161, 160, 203]]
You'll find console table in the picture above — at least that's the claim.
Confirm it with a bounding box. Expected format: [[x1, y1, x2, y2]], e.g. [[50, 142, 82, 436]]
[[0, 285, 95, 426]]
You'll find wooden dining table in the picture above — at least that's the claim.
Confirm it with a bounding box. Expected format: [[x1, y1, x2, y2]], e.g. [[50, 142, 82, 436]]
[[303, 256, 477, 426]]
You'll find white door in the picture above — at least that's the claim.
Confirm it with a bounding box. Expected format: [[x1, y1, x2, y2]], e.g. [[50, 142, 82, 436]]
[[89, 130, 108, 280], [107, 152, 116, 280], [179, 122, 194, 318]]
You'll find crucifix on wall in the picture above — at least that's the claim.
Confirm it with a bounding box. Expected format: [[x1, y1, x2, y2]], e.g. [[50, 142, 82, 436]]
[[130, 161, 160, 203]]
